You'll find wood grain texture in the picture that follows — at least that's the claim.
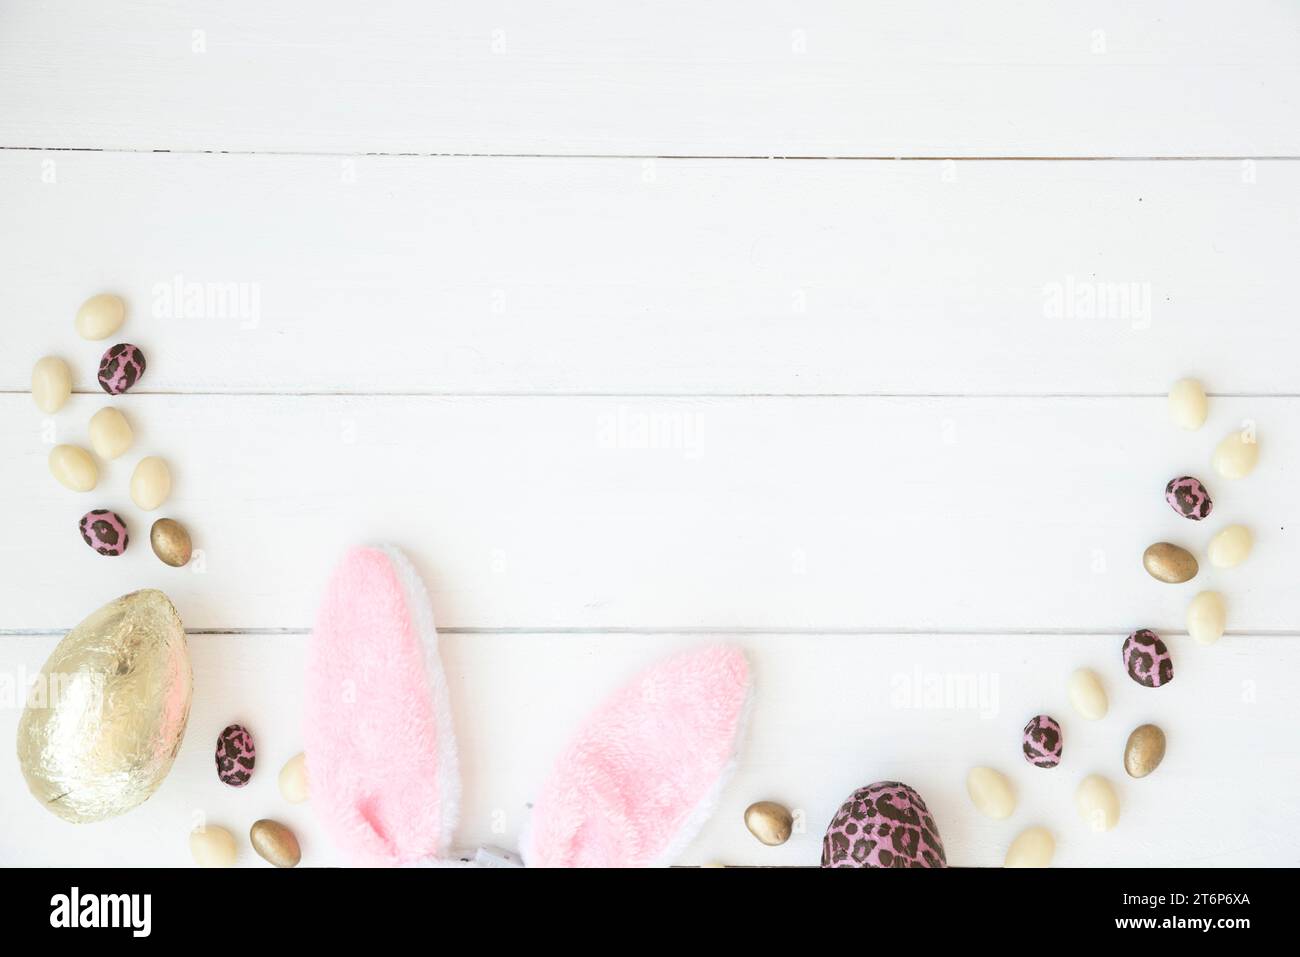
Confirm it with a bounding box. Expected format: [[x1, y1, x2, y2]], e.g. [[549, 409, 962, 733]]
[[0, 393, 1291, 633], [2, 1, 1298, 157], [4, 152, 1300, 395], [1, 632, 1295, 866], [3, 1, 1297, 869]]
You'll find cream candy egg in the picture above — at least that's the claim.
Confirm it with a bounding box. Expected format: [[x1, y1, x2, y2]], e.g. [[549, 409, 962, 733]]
[[49, 444, 98, 492], [1208, 525, 1252, 568], [278, 753, 310, 804], [190, 826, 237, 867], [821, 781, 946, 868], [1212, 429, 1259, 479], [1076, 775, 1121, 832], [131, 456, 172, 510], [89, 407, 133, 460], [1187, 591, 1226, 645], [32, 357, 72, 413], [76, 293, 126, 340], [1068, 668, 1108, 720], [1167, 378, 1207, 430], [1004, 826, 1055, 868], [966, 767, 1016, 819]]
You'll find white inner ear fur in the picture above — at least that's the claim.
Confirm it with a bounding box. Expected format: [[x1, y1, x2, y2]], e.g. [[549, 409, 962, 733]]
[[379, 544, 461, 859], [648, 677, 754, 868]]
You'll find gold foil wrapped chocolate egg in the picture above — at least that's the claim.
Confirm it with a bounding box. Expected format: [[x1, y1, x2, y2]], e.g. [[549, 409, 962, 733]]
[[16, 589, 192, 823]]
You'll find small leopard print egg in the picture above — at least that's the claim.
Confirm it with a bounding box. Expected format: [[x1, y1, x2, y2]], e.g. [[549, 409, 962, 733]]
[[97, 343, 146, 395], [78, 509, 129, 556], [1165, 475, 1212, 521], [215, 723, 256, 787], [1022, 714, 1063, 768], [821, 780, 946, 868], [1123, 629, 1174, 688]]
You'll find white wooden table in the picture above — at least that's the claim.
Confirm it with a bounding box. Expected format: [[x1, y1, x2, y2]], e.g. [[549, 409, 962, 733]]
[[2, 0, 1298, 867]]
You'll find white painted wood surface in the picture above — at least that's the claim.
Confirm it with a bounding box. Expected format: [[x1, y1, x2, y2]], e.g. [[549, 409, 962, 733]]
[[2, 1, 1299, 156], [1, 633, 1296, 867], [1, 1, 1297, 867], [0, 394, 1292, 633], [3, 153, 1299, 396]]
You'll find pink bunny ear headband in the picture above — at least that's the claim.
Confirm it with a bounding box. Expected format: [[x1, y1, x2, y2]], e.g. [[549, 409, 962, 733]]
[[305, 545, 752, 867]]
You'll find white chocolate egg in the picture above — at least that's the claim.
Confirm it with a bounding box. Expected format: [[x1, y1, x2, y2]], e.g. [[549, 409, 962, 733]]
[[32, 356, 72, 413], [1167, 378, 1207, 430], [131, 456, 172, 511]]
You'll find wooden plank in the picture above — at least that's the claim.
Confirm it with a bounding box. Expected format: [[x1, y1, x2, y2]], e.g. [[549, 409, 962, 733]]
[[1, 393, 1290, 632], [1, 631, 1294, 866], [4, 152, 1300, 395], [1, 1, 1298, 157]]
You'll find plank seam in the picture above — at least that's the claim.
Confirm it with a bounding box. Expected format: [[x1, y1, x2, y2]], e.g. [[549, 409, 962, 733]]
[[5, 390, 1300, 400], [2, 145, 1299, 162], [1, 627, 1297, 638]]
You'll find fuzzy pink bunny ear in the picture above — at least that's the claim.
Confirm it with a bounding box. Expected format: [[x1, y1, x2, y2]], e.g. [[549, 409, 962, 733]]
[[521, 645, 751, 867], [305, 546, 459, 866]]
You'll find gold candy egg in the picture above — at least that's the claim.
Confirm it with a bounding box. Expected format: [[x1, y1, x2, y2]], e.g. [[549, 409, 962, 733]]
[[1142, 542, 1198, 584], [744, 801, 794, 846], [1124, 724, 1167, 778], [250, 819, 302, 868], [150, 518, 193, 568]]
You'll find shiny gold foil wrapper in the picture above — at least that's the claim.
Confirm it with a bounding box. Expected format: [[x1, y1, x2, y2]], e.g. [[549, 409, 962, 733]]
[[16, 589, 192, 823]]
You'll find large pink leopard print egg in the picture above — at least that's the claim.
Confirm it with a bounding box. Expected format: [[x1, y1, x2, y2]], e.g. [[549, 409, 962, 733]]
[[821, 780, 946, 868], [97, 343, 146, 394], [78, 509, 129, 556], [1022, 714, 1062, 768], [1123, 629, 1174, 688], [215, 723, 256, 787], [1165, 476, 1212, 521]]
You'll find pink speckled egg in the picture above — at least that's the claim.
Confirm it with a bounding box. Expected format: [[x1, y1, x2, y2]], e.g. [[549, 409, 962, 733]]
[[1165, 476, 1212, 521], [1022, 714, 1063, 768], [1123, 629, 1174, 688], [215, 724, 256, 787], [78, 509, 129, 556], [821, 781, 946, 868], [97, 343, 146, 395]]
